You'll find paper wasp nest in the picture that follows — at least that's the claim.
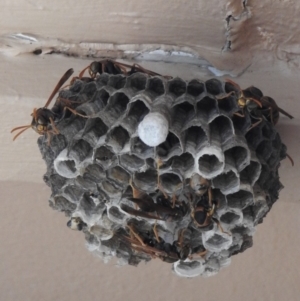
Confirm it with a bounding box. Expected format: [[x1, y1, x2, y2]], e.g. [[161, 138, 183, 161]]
[[38, 72, 287, 278]]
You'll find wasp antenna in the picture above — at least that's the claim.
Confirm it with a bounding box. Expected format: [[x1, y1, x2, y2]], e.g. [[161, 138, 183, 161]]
[[12, 125, 31, 141], [11, 124, 32, 133], [44, 68, 74, 108]]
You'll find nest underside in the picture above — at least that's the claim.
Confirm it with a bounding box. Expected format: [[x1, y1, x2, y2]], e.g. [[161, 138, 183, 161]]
[[38, 72, 286, 278]]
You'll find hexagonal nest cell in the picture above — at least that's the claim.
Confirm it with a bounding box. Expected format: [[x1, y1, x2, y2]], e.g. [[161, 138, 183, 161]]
[[35, 65, 291, 278]]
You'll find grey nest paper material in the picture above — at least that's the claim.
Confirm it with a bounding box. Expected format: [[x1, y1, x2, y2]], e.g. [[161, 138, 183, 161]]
[[38, 72, 286, 278]]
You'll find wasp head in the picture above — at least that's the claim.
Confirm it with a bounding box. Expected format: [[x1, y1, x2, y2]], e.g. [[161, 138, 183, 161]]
[[30, 108, 55, 135]]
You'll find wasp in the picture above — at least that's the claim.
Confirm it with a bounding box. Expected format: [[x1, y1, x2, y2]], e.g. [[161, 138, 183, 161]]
[[11, 68, 88, 143], [77, 59, 170, 79], [121, 177, 187, 221], [226, 79, 294, 127], [121, 194, 187, 222], [188, 179, 230, 235], [257, 95, 293, 125], [122, 223, 187, 263], [226, 80, 294, 166]]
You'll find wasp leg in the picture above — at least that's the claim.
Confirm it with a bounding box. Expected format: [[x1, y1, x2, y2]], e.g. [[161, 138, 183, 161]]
[[206, 188, 217, 216], [129, 178, 146, 200], [127, 197, 156, 212], [212, 217, 231, 236], [266, 106, 275, 125], [153, 221, 160, 243], [60, 83, 72, 90], [189, 250, 207, 260], [70, 76, 80, 85], [127, 224, 146, 246], [225, 78, 241, 90], [157, 182, 169, 199], [46, 130, 58, 146], [286, 153, 294, 166], [120, 204, 164, 220], [79, 65, 91, 78], [56, 97, 84, 107], [189, 249, 207, 260], [62, 106, 92, 119], [131, 244, 157, 259], [216, 91, 235, 100], [247, 97, 263, 108], [112, 61, 129, 75], [177, 228, 186, 247], [130, 63, 162, 76], [49, 117, 59, 134], [196, 249, 207, 257], [171, 194, 177, 208], [233, 112, 245, 118], [247, 117, 263, 132]]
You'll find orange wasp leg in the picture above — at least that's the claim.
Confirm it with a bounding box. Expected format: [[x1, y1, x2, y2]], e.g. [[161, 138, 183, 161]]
[[127, 224, 146, 246], [153, 221, 160, 243], [286, 153, 294, 166]]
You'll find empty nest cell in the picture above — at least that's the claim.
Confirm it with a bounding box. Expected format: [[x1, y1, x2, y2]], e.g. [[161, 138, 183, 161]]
[[212, 170, 240, 195], [224, 146, 249, 172], [217, 92, 238, 115], [130, 137, 154, 159], [156, 132, 182, 159], [81, 89, 110, 115], [103, 92, 130, 126], [94, 145, 117, 169], [82, 118, 108, 146], [107, 75, 127, 90], [126, 73, 147, 92], [106, 126, 130, 153], [187, 79, 205, 97], [159, 172, 183, 194], [119, 154, 146, 172], [184, 126, 207, 153], [146, 77, 165, 97], [198, 154, 224, 178], [133, 169, 158, 192], [168, 78, 187, 98], [171, 102, 195, 131], [205, 78, 224, 95], [226, 190, 254, 209], [122, 100, 150, 134], [209, 115, 234, 145], [107, 166, 130, 187], [196, 96, 218, 122]]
